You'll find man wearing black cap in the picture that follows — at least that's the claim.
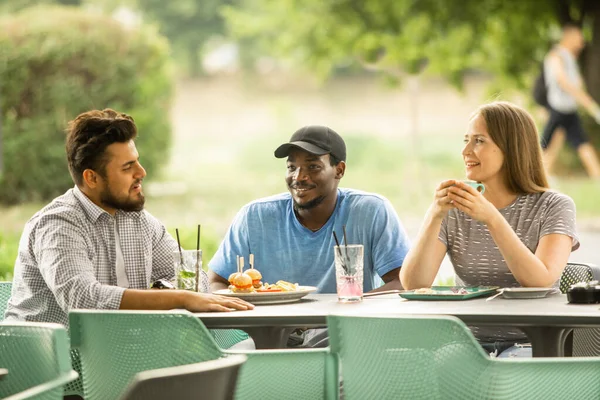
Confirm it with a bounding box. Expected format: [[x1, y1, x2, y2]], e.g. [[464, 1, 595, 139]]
[[209, 125, 410, 302]]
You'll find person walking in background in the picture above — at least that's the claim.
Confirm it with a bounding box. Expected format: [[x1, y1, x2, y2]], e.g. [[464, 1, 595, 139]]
[[542, 22, 600, 179], [4, 109, 253, 326], [401, 102, 578, 357]]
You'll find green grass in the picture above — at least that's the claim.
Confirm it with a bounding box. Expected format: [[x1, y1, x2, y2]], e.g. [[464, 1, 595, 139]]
[[0, 232, 19, 281]]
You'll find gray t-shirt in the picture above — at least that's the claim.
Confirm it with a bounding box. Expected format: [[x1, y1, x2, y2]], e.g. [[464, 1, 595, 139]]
[[439, 190, 579, 341]]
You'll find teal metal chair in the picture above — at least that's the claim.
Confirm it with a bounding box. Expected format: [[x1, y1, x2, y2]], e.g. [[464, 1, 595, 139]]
[[328, 314, 600, 399], [120, 354, 247, 400], [0, 281, 84, 398], [234, 349, 338, 400], [560, 262, 600, 356], [0, 322, 78, 400], [210, 329, 250, 349], [70, 309, 338, 400]]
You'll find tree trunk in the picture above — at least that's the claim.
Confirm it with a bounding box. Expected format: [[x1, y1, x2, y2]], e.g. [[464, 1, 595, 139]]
[[582, 4, 600, 102]]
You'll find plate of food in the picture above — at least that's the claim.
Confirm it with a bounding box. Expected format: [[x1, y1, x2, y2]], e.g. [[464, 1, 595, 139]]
[[399, 286, 500, 301], [214, 285, 317, 305], [214, 259, 316, 305], [500, 287, 557, 299]]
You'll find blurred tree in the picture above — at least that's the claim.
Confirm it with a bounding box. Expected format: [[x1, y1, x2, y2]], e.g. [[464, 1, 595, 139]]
[[136, 0, 234, 77], [0, 0, 81, 12], [0, 6, 174, 204], [224, 0, 600, 101]]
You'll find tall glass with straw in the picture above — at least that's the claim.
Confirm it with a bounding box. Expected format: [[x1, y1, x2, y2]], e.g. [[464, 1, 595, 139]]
[[333, 227, 364, 302], [174, 226, 203, 292]]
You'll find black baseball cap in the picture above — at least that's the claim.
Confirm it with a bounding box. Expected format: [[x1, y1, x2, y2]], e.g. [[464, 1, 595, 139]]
[[274, 125, 346, 162]]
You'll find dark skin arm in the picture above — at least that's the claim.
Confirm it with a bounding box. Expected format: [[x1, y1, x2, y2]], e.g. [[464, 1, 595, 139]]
[[208, 267, 403, 293], [368, 267, 403, 293], [209, 270, 230, 293]]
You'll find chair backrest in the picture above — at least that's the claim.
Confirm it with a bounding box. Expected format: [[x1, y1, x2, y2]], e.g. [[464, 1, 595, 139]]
[[0, 281, 12, 320], [560, 262, 600, 293], [328, 314, 488, 399], [210, 328, 250, 349], [560, 262, 600, 356], [120, 354, 247, 400], [0, 322, 75, 399], [328, 314, 600, 400], [69, 310, 224, 400], [233, 349, 338, 400]]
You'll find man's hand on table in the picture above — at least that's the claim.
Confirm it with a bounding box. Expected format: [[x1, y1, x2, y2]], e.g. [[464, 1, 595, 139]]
[[184, 291, 254, 312]]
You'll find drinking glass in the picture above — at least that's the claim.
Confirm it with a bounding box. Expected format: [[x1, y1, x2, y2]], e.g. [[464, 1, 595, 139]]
[[173, 250, 208, 292], [334, 244, 364, 302]]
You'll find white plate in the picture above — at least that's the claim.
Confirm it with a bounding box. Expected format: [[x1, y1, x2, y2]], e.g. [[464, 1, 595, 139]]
[[501, 287, 556, 299], [213, 286, 317, 305]]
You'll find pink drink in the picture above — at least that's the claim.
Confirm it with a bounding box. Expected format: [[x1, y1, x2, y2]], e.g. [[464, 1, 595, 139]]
[[337, 275, 363, 302], [334, 244, 364, 302]]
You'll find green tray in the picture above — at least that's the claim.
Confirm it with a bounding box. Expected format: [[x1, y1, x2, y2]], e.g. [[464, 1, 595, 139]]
[[399, 286, 500, 301]]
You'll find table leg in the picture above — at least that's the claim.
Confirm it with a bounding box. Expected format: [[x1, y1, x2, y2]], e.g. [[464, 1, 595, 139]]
[[521, 327, 573, 357], [242, 327, 296, 349]]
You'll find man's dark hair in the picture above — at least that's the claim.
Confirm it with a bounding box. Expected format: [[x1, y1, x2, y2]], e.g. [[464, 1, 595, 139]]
[[66, 108, 137, 186], [329, 154, 342, 166]]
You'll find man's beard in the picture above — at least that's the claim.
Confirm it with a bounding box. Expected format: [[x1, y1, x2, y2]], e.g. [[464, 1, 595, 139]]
[[100, 182, 145, 212], [293, 195, 326, 211]]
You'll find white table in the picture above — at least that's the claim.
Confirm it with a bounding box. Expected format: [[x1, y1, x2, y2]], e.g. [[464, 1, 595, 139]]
[[195, 293, 600, 357]]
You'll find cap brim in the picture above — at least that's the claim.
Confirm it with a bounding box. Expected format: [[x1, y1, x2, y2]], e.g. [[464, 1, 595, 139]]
[[274, 141, 329, 158]]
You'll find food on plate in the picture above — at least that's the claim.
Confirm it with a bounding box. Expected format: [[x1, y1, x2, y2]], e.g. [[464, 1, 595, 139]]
[[228, 272, 241, 284], [257, 280, 299, 292], [230, 273, 253, 293], [246, 268, 262, 288], [228, 253, 300, 294], [414, 288, 435, 294]]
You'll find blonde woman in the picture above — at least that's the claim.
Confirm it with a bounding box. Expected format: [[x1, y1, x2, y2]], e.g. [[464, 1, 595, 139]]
[[400, 101, 579, 357]]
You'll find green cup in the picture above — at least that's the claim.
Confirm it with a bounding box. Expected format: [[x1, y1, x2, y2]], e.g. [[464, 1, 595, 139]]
[[462, 180, 485, 193]]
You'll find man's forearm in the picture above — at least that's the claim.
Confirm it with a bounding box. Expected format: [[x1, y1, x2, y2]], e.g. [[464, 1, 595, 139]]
[[120, 289, 188, 310]]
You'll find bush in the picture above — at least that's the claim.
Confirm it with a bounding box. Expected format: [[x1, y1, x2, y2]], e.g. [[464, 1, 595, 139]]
[[0, 232, 19, 281], [0, 6, 174, 204]]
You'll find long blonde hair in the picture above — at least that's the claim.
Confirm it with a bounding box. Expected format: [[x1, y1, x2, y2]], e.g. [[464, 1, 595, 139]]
[[475, 101, 548, 194]]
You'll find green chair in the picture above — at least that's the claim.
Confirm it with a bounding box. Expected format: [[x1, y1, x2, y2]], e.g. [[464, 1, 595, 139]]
[[560, 262, 600, 356], [0, 322, 78, 400], [0, 281, 12, 319], [0, 281, 84, 398], [328, 314, 600, 400], [70, 310, 223, 400], [70, 309, 338, 400], [234, 349, 338, 400], [120, 354, 247, 400], [210, 329, 250, 349]]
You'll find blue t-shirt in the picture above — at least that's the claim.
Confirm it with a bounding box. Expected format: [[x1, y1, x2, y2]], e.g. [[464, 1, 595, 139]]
[[209, 188, 411, 293]]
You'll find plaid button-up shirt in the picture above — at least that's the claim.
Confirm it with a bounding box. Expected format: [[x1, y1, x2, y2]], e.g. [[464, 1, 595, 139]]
[[5, 186, 182, 326]]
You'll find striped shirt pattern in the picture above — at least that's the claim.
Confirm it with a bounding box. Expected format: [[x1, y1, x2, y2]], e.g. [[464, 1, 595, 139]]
[[439, 190, 579, 340], [4, 186, 182, 326]]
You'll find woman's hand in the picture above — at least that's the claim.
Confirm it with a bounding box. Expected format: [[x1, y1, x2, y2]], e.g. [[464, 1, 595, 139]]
[[447, 181, 499, 225], [431, 179, 458, 219]]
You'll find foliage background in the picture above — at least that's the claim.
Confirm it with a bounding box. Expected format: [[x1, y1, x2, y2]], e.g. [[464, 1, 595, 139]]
[[0, 5, 174, 204], [2, 0, 600, 281]]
